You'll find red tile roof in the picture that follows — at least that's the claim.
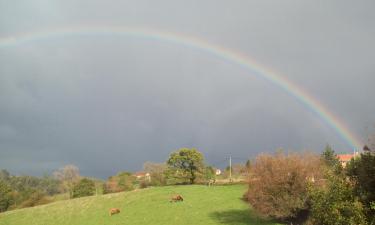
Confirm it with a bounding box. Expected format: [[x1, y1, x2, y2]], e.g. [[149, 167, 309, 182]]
[[337, 154, 354, 162], [134, 172, 146, 176]]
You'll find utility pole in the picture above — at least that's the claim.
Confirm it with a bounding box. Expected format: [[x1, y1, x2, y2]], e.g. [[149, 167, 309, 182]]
[[229, 155, 232, 183]]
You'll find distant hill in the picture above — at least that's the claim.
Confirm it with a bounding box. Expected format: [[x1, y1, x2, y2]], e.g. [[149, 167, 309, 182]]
[[0, 185, 280, 225]]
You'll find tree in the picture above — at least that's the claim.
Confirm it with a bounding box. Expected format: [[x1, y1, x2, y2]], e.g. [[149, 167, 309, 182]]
[[347, 151, 375, 221], [166, 148, 205, 184], [204, 166, 215, 182], [72, 178, 95, 198], [40, 175, 61, 195], [245, 159, 251, 170], [232, 163, 247, 176], [53, 165, 80, 198], [103, 172, 135, 194], [365, 128, 375, 152], [302, 145, 368, 224], [322, 145, 339, 167], [246, 152, 323, 222], [308, 174, 367, 225], [117, 172, 135, 191], [321, 144, 343, 175], [0, 180, 13, 212], [0, 169, 10, 181], [143, 162, 167, 186]]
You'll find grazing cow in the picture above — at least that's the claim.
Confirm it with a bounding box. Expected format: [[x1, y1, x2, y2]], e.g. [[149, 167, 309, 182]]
[[170, 195, 183, 202], [109, 208, 120, 216]]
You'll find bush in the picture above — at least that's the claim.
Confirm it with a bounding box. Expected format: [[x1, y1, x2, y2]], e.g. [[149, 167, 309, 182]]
[[246, 152, 323, 222], [103, 172, 135, 194], [308, 175, 367, 225], [19, 190, 52, 208], [72, 178, 95, 198], [321, 144, 343, 175], [0, 180, 13, 212], [347, 152, 375, 220], [139, 180, 150, 189], [149, 172, 166, 186]]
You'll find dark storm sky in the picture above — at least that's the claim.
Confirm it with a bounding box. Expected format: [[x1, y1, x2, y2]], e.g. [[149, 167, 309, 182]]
[[1, 0, 375, 178]]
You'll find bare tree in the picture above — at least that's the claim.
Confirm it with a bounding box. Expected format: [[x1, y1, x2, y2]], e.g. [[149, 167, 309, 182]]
[[364, 125, 375, 151], [143, 162, 167, 186], [53, 165, 80, 198], [246, 152, 324, 222], [143, 162, 166, 174]]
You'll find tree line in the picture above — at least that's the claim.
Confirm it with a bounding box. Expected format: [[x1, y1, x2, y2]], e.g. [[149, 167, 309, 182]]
[[0, 147, 238, 212], [4, 144, 373, 225]]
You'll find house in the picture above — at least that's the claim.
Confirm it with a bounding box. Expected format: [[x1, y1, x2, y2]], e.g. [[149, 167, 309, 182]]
[[337, 151, 359, 167], [133, 171, 151, 181], [337, 154, 353, 167]]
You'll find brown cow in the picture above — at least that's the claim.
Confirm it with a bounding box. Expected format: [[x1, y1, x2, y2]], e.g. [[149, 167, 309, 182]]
[[170, 195, 183, 202], [109, 208, 120, 216]]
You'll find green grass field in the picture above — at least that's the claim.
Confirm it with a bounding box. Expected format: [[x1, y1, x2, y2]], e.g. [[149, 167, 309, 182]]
[[0, 185, 281, 225]]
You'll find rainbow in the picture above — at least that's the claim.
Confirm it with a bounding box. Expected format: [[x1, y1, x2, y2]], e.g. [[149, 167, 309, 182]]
[[0, 26, 362, 149]]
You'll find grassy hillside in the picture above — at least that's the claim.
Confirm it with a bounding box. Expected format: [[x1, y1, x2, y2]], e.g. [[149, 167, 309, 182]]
[[0, 185, 281, 225]]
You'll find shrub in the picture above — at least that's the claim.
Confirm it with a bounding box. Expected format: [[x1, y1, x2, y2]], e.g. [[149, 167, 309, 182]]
[[246, 152, 323, 222], [0, 180, 13, 212], [347, 152, 375, 220], [321, 144, 343, 175], [72, 178, 95, 198], [308, 175, 367, 225], [139, 180, 150, 189], [19, 190, 52, 208], [103, 172, 135, 194]]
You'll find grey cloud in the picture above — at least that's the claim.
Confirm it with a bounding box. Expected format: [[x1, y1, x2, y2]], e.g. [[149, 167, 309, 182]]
[[0, 0, 374, 178]]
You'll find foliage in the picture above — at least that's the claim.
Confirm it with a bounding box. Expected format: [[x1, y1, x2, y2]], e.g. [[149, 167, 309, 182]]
[[0, 172, 60, 212], [222, 163, 248, 179], [53, 165, 80, 198], [365, 131, 375, 152], [245, 160, 251, 171], [0, 180, 13, 212], [138, 180, 150, 189], [19, 190, 52, 208], [40, 175, 61, 195], [231, 164, 247, 177], [346, 152, 375, 220], [308, 174, 367, 225], [117, 172, 135, 191], [166, 148, 205, 184], [321, 144, 343, 175], [72, 178, 96, 198], [204, 166, 215, 181], [246, 152, 323, 222], [103, 172, 135, 194], [9, 175, 60, 195], [0, 169, 10, 181], [143, 162, 167, 186]]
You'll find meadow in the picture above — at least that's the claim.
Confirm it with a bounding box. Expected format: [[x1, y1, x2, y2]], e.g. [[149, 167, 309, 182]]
[[0, 185, 280, 225]]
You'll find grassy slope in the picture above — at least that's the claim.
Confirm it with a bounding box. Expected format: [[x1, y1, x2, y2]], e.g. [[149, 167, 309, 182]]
[[0, 185, 281, 225]]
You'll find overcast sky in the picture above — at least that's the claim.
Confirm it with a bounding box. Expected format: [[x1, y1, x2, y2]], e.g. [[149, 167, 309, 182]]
[[1, 0, 374, 178]]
